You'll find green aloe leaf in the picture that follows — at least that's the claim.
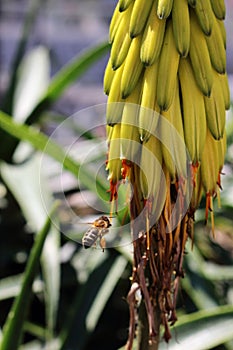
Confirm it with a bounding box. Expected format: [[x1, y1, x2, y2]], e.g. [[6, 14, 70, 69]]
[[0, 110, 108, 203], [23, 41, 110, 125], [0, 274, 43, 301], [1, 155, 60, 338], [0, 42, 110, 162], [85, 255, 128, 333], [118, 306, 233, 350], [1, 0, 40, 114], [159, 306, 233, 350], [13, 46, 50, 124], [0, 203, 58, 350], [59, 251, 128, 350]]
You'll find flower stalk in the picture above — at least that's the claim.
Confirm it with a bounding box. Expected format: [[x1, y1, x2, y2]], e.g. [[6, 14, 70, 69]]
[[104, 0, 229, 348]]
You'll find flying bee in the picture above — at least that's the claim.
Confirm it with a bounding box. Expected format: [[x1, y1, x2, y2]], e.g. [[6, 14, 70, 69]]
[[82, 216, 112, 251]]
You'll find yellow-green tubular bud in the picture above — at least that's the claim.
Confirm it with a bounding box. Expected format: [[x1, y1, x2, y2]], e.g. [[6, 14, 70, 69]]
[[121, 35, 144, 99], [106, 125, 114, 142], [157, 0, 173, 19], [139, 135, 162, 196], [160, 118, 175, 181], [121, 79, 142, 161], [194, 0, 214, 36], [140, 1, 166, 65], [217, 19, 226, 49], [109, 3, 121, 44], [205, 16, 226, 74], [156, 21, 180, 111], [200, 129, 219, 195], [119, 0, 134, 12], [172, 0, 190, 57], [160, 79, 187, 180], [178, 58, 206, 164], [106, 63, 125, 125], [218, 130, 226, 170], [139, 135, 166, 219], [189, 10, 213, 97], [210, 0, 226, 20], [204, 71, 226, 140], [188, 0, 196, 8], [104, 59, 115, 95], [139, 62, 159, 142], [219, 73, 230, 110], [107, 124, 122, 184], [129, 0, 153, 38], [111, 3, 133, 70]]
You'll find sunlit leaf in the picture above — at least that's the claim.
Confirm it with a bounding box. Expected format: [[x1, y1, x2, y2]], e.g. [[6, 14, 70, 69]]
[[13, 46, 50, 123], [0, 274, 43, 301], [19, 339, 60, 350]]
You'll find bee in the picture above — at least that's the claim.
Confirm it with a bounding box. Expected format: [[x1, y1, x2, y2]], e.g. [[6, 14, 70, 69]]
[[82, 216, 112, 251]]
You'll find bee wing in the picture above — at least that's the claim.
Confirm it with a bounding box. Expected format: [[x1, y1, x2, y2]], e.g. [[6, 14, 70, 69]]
[[78, 222, 94, 225]]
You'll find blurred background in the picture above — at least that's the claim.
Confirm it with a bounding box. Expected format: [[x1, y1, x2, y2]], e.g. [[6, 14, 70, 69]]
[[0, 1, 233, 350], [0, 0, 114, 113], [1, 0, 233, 108]]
